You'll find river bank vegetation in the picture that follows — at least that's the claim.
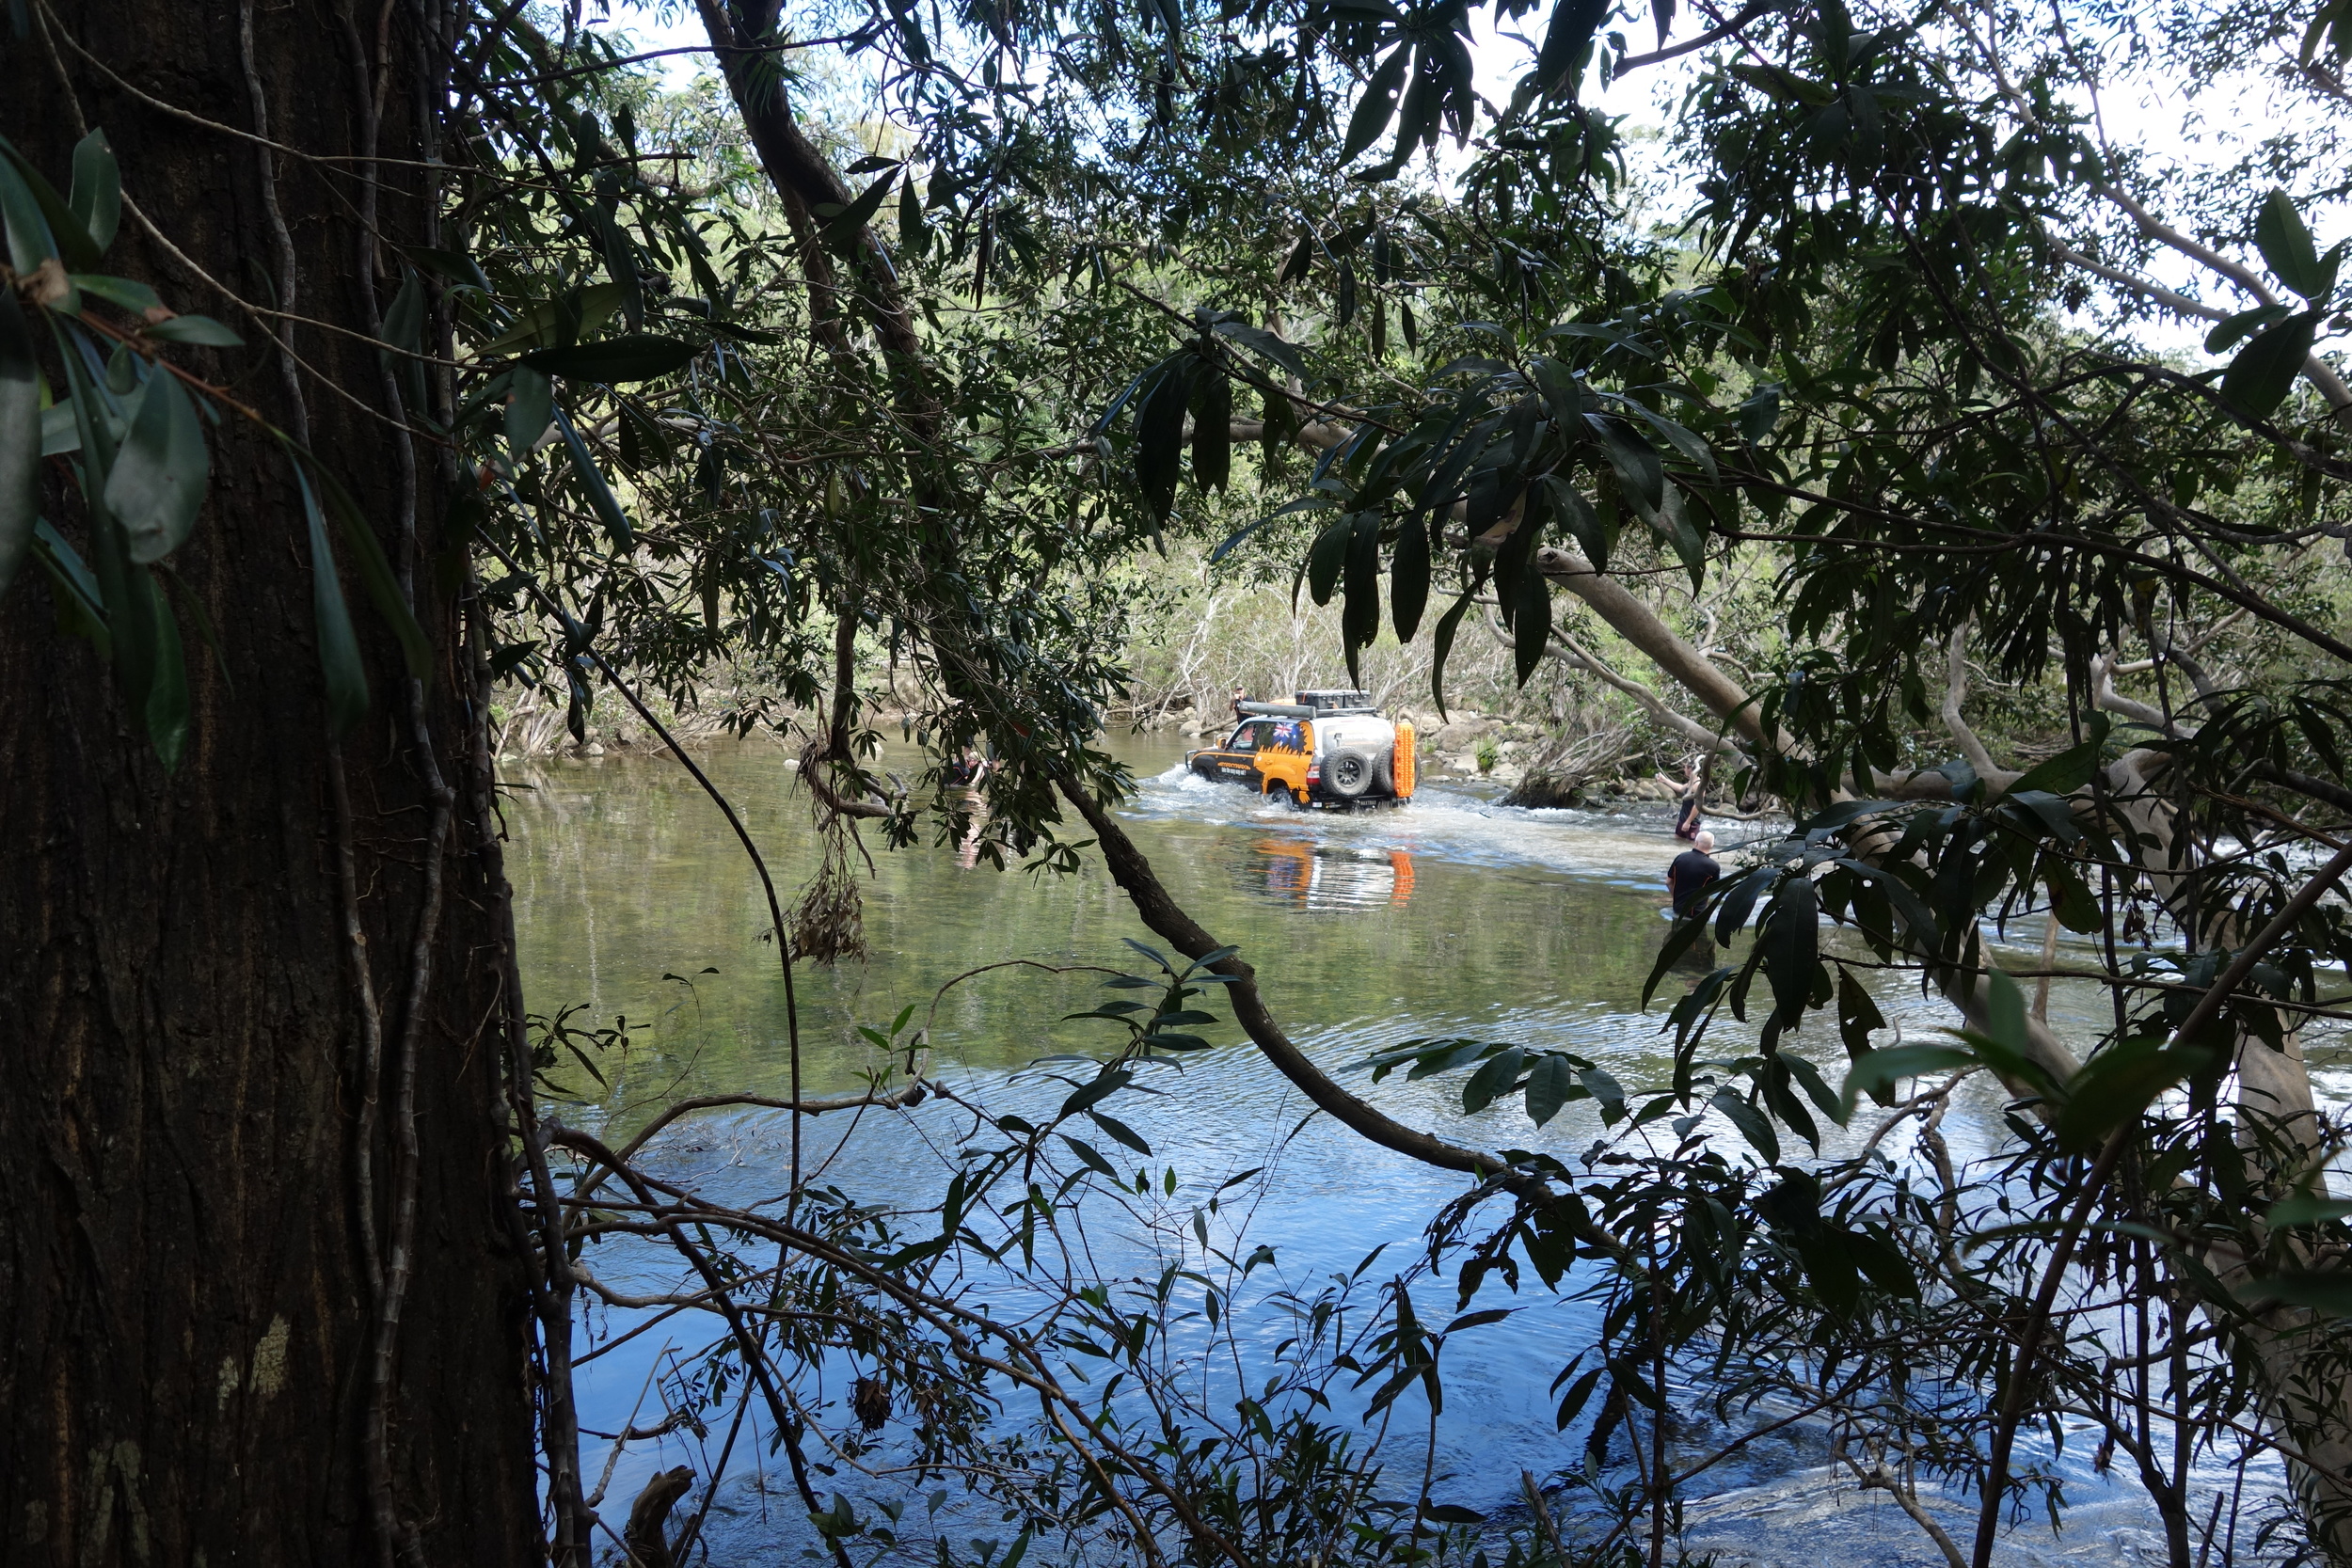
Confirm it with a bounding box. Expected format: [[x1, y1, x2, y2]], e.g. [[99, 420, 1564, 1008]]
[[7, 0, 2352, 1563]]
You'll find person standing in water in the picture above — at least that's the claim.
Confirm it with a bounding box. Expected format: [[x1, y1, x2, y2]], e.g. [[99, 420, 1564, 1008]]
[[1654, 757, 1708, 841], [947, 745, 992, 866], [1231, 686, 1250, 721], [1667, 830, 1721, 918]]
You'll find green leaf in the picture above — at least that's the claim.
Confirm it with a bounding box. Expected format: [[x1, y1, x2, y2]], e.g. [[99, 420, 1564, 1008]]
[[1307, 513, 1351, 605], [2222, 311, 2320, 419], [1462, 1045, 1526, 1113], [898, 179, 928, 257], [0, 136, 101, 272], [69, 130, 120, 253], [1087, 1107, 1154, 1156], [2043, 856, 2103, 932], [1057, 1066, 1134, 1119], [400, 244, 491, 293], [1835, 969, 1891, 1104], [1060, 1134, 1122, 1180], [1729, 61, 1836, 105], [477, 281, 625, 356], [1538, 475, 1610, 573], [1279, 230, 1315, 285], [2239, 1272, 2352, 1317], [1648, 484, 1706, 593], [1511, 557, 1549, 685], [1342, 510, 1381, 672], [2266, 1193, 2352, 1227], [1836, 1043, 1976, 1115], [1193, 370, 1231, 492], [506, 366, 553, 458], [2204, 303, 2293, 355], [1845, 1227, 1918, 1298], [32, 519, 110, 652], [139, 567, 190, 770], [556, 405, 636, 552], [2254, 189, 2335, 299], [1793, 1232, 1859, 1315], [1589, 415, 1663, 517], [381, 270, 425, 354], [1391, 512, 1430, 641], [56, 322, 151, 707], [140, 314, 244, 347], [0, 148, 58, 276], [1429, 584, 1476, 718], [103, 368, 208, 564], [1553, 1364, 1604, 1430], [0, 296, 37, 593], [1213, 320, 1311, 382], [72, 274, 163, 319], [2052, 1037, 2215, 1153], [1535, 0, 1608, 95], [818, 166, 901, 250], [1341, 48, 1412, 164], [522, 333, 699, 384], [1709, 1086, 1781, 1164], [1523, 1053, 1578, 1126], [294, 464, 370, 736], [269, 453, 431, 683], [1760, 874, 1819, 1029], [1981, 961, 2029, 1034], [1134, 355, 1192, 526], [2003, 722, 2104, 797]]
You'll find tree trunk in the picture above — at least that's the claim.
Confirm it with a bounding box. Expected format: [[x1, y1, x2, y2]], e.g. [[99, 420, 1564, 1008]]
[[1, 3, 540, 1563]]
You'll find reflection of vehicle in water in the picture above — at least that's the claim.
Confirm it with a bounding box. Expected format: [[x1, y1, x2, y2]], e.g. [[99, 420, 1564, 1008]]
[[1253, 839, 1417, 910], [1185, 689, 1415, 808]]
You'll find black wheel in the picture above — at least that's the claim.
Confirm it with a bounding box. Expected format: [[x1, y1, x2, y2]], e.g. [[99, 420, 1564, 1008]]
[[1372, 747, 1395, 796], [1326, 748, 1375, 799]]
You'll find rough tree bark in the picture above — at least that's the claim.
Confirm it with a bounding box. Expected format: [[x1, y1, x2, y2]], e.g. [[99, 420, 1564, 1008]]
[[0, 3, 540, 1563]]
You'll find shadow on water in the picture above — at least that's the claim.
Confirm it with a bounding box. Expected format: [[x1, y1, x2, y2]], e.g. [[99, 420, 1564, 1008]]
[[509, 733, 2278, 1565]]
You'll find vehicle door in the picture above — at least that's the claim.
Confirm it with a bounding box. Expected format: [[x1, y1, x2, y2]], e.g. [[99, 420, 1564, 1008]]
[[1215, 719, 1276, 785]]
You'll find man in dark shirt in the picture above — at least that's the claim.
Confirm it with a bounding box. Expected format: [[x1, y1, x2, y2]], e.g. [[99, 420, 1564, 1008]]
[[1667, 830, 1720, 918]]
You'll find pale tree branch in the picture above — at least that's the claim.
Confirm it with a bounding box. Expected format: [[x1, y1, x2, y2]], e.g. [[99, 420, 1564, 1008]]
[[2050, 243, 2352, 416], [1947, 1, 2352, 418], [1940, 622, 2001, 779], [1481, 603, 1740, 756], [1535, 545, 1773, 753]]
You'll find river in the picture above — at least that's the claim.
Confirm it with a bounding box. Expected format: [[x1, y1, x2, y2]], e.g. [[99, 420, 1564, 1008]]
[[510, 732, 2291, 1566]]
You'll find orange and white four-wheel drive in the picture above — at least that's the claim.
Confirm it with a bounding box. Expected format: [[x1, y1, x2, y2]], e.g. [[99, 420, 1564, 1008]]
[[1185, 689, 1415, 808]]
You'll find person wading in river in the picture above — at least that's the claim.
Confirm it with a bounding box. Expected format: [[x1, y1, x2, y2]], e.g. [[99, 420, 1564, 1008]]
[[1654, 757, 1708, 841], [947, 745, 993, 867], [1667, 830, 1721, 919]]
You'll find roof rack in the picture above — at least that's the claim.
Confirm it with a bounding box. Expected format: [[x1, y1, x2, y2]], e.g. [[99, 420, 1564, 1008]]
[[1292, 689, 1376, 714]]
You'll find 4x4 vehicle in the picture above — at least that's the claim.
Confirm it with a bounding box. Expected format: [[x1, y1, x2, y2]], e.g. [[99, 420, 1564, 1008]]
[[1185, 689, 1416, 807]]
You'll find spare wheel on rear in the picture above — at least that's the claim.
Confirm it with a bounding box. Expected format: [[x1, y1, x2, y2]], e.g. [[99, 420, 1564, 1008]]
[[1325, 749, 1375, 798]]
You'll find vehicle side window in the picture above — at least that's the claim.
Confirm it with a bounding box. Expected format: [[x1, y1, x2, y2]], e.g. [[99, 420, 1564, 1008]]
[[1229, 722, 1260, 752]]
